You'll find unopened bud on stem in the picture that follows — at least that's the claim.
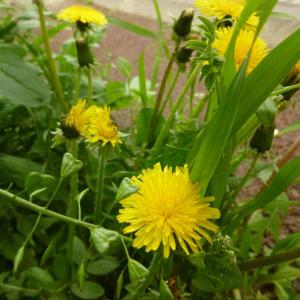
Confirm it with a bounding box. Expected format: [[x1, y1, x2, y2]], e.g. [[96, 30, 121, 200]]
[[174, 8, 194, 38]]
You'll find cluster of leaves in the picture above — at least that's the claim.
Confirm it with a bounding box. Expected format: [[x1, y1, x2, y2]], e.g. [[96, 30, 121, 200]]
[[0, 0, 300, 299]]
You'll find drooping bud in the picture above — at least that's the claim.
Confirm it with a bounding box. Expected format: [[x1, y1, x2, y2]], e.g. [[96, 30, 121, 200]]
[[75, 37, 94, 68], [176, 47, 193, 64], [173, 8, 194, 38], [250, 124, 275, 153]]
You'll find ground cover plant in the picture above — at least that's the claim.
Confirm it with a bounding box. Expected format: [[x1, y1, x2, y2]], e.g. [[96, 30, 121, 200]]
[[0, 0, 300, 299]]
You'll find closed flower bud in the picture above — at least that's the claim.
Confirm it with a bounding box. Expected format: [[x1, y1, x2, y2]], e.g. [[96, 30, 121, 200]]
[[176, 47, 193, 64], [76, 37, 94, 68], [174, 8, 194, 38], [250, 124, 275, 153]]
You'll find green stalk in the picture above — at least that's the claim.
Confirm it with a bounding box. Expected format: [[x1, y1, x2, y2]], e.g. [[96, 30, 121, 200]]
[[192, 92, 211, 119], [87, 68, 93, 104], [148, 57, 175, 145], [0, 188, 95, 229], [239, 246, 300, 271], [66, 140, 79, 264], [22, 178, 63, 247], [95, 146, 106, 223], [231, 154, 259, 199], [74, 67, 81, 102], [159, 66, 181, 115], [35, 0, 68, 112], [151, 62, 202, 156], [189, 67, 197, 117], [129, 252, 161, 299], [0, 189, 132, 243], [271, 82, 300, 97]]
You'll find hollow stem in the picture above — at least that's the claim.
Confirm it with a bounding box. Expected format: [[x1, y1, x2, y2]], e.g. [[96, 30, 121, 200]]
[[22, 178, 63, 248], [151, 62, 202, 156], [231, 153, 259, 199], [159, 66, 181, 116], [74, 67, 81, 102], [66, 140, 79, 264], [239, 246, 300, 271], [95, 146, 106, 224], [148, 57, 175, 145], [35, 0, 68, 112], [271, 82, 300, 97], [87, 68, 93, 104], [0, 188, 95, 229]]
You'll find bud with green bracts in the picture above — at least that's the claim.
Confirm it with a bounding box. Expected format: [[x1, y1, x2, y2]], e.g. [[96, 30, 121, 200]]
[[174, 8, 194, 38], [176, 47, 193, 64], [250, 124, 276, 153], [76, 37, 94, 68]]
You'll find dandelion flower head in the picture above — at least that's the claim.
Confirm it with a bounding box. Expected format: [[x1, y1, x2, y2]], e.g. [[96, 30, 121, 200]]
[[213, 27, 269, 74], [85, 106, 121, 147], [57, 5, 107, 26], [63, 99, 94, 137], [117, 163, 220, 258], [194, 0, 258, 30]]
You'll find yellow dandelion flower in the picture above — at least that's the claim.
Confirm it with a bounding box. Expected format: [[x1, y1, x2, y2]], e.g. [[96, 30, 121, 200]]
[[57, 5, 107, 26], [85, 106, 121, 147], [194, 0, 258, 30], [63, 99, 93, 138], [117, 163, 220, 258], [213, 27, 269, 74]]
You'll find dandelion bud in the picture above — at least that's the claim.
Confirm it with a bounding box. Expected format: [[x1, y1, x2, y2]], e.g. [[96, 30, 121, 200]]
[[176, 47, 193, 64], [250, 124, 275, 153], [174, 8, 194, 38], [75, 37, 94, 68]]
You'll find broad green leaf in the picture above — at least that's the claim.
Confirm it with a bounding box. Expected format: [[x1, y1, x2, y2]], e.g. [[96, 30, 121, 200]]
[[0, 153, 42, 187], [87, 257, 120, 275], [26, 267, 56, 292], [52, 254, 71, 282], [159, 279, 174, 300], [189, 60, 247, 190], [25, 172, 58, 201], [116, 177, 139, 202], [60, 152, 83, 179], [272, 232, 300, 255], [90, 227, 119, 254], [108, 16, 156, 39], [71, 281, 104, 299], [73, 236, 89, 265], [128, 258, 148, 284], [0, 44, 49, 106]]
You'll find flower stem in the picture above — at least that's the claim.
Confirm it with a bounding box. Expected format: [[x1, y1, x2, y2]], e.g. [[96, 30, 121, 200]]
[[159, 66, 181, 116], [74, 67, 81, 103], [95, 146, 106, 224], [151, 62, 202, 156], [129, 252, 161, 299], [0, 188, 95, 229], [231, 153, 259, 199], [66, 140, 79, 264], [148, 57, 175, 146], [271, 82, 300, 97], [1, 188, 133, 243], [22, 178, 63, 247], [87, 68, 93, 104], [35, 0, 68, 112], [239, 246, 300, 271]]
